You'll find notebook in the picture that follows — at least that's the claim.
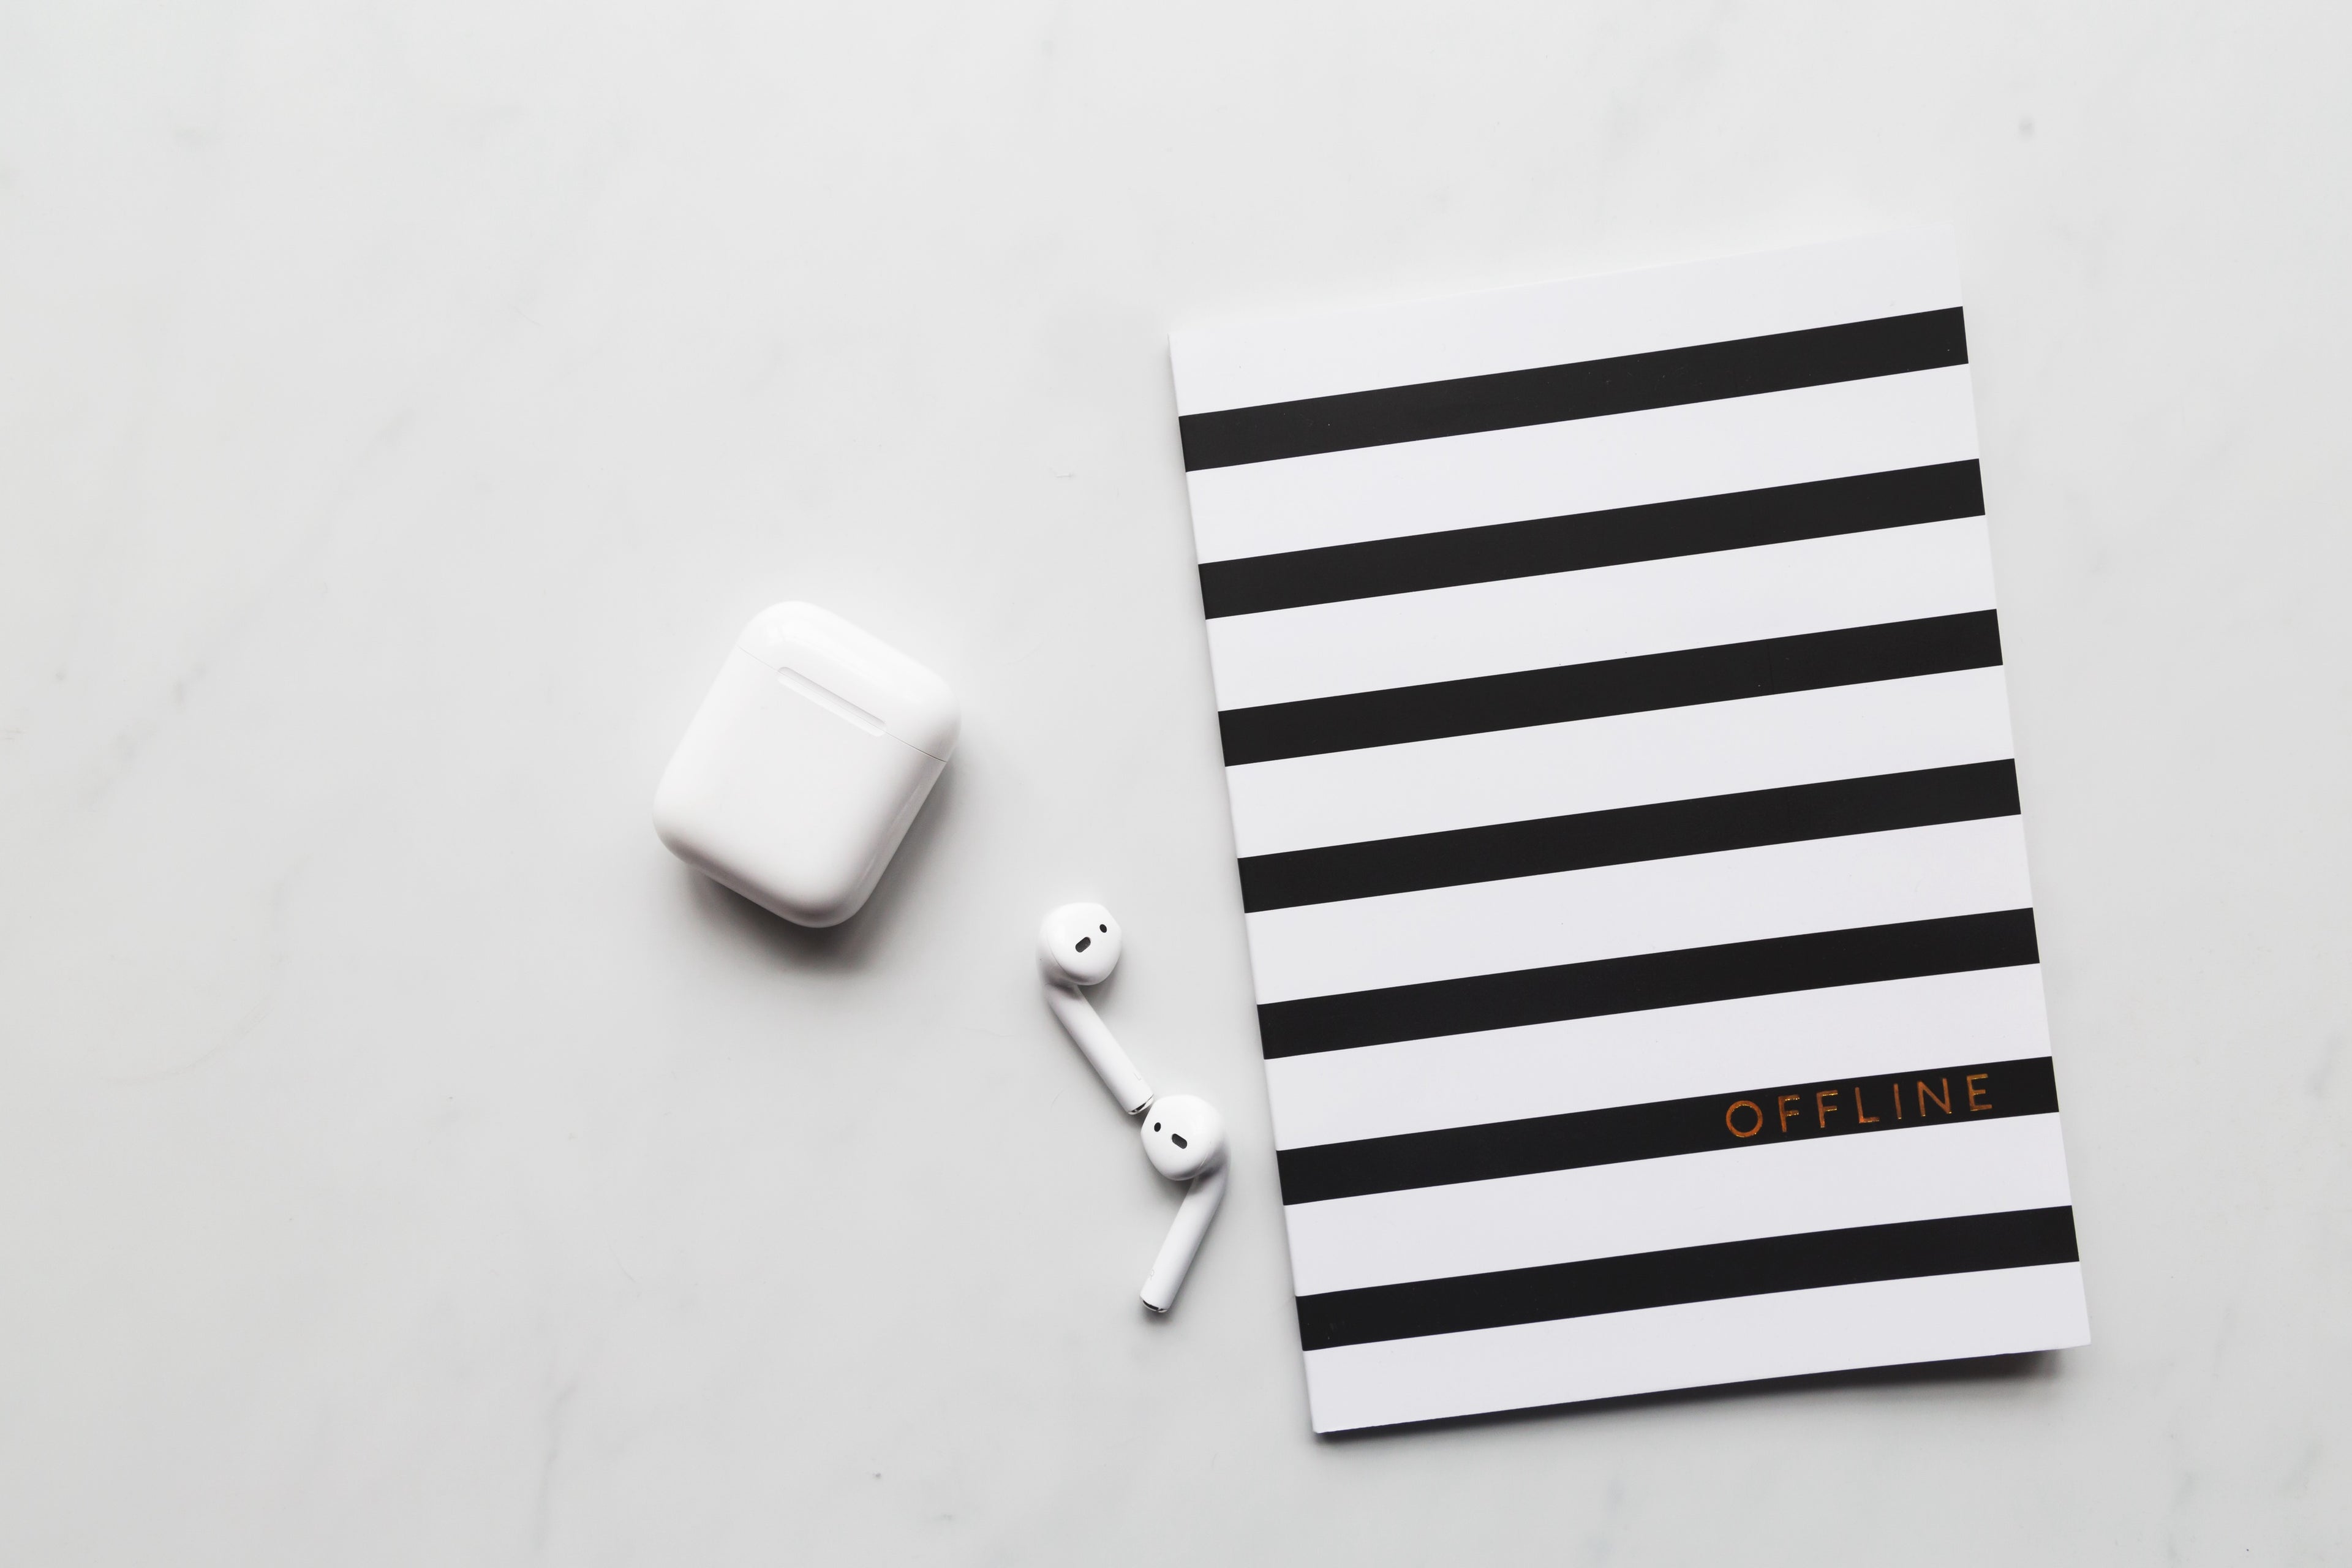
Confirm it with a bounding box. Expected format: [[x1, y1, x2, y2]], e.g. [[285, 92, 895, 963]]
[[1169, 230, 2089, 1433]]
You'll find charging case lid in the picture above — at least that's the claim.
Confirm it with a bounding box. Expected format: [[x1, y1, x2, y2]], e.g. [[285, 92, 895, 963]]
[[733, 601, 960, 761]]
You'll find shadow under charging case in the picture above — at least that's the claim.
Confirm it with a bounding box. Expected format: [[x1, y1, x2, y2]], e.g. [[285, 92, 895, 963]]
[[653, 603, 959, 927]]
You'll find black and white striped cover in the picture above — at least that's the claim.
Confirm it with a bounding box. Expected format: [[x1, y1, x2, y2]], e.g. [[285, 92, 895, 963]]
[[1170, 231, 2088, 1433]]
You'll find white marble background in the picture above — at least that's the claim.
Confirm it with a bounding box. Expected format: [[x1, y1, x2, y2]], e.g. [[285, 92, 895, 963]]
[[3, 2, 2347, 1562]]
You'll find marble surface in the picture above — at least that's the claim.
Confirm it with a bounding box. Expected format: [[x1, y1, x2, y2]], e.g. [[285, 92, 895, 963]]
[[4, 1, 2349, 1561]]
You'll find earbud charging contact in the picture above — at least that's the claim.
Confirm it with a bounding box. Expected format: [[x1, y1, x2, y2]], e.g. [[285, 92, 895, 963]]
[[1038, 903, 1229, 1313]]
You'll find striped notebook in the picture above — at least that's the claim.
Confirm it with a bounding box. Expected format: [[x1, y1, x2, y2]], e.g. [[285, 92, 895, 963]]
[[1170, 231, 2089, 1433]]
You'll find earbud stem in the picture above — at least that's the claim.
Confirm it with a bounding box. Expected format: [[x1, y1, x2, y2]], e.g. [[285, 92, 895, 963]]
[[1140, 1160, 1226, 1313], [1044, 982, 1153, 1114]]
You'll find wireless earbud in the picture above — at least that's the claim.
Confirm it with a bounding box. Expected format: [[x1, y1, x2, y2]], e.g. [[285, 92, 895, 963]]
[[1138, 1095, 1228, 1314], [1037, 903, 1152, 1114], [1038, 903, 1227, 1312]]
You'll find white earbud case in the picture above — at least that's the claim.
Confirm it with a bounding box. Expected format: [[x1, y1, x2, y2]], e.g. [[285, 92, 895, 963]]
[[654, 602, 959, 927]]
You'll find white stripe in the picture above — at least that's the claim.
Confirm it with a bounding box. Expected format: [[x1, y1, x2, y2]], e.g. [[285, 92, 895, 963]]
[[1207, 518, 1996, 712], [1286, 1115, 2073, 1296], [1301, 1262, 2089, 1431], [1246, 815, 2033, 1005], [1227, 666, 2017, 860], [1266, 965, 2051, 1150], [1185, 366, 1979, 564], [1171, 229, 1961, 416]]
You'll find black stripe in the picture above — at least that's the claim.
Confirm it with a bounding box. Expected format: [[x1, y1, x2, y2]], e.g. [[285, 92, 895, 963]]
[[1257, 908, 2040, 1058], [1296, 1206, 2077, 1351], [1219, 611, 2002, 767], [1199, 461, 1985, 619], [1180, 307, 1969, 472], [1240, 760, 2019, 913], [1278, 1057, 2057, 1205]]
